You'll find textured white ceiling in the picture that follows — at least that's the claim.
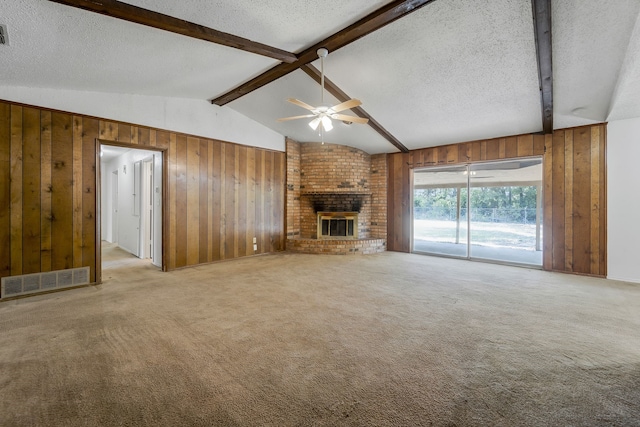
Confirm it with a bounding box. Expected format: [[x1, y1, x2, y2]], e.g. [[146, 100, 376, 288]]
[[120, 0, 394, 52], [3, 0, 640, 154], [553, 0, 640, 128]]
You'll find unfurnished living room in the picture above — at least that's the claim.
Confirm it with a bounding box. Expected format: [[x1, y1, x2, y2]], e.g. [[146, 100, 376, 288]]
[[1, 1, 639, 426]]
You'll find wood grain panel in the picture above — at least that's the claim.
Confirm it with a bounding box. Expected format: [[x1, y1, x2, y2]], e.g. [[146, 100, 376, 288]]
[[246, 147, 256, 256], [224, 143, 236, 259], [517, 135, 534, 157], [40, 111, 52, 272], [572, 127, 592, 274], [0, 103, 11, 278], [543, 134, 553, 270], [22, 108, 42, 274], [168, 133, 177, 270], [219, 143, 227, 259], [51, 112, 74, 271], [82, 118, 99, 282], [236, 146, 247, 257], [186, 137, 199, 266], [590, 127, 600, 275], [10, 105, 23, 275], [174, 135, 188, 268], [211, 140, 222, 261], [551, 131, 565, 270], [505, 137, 518, 159], [199, 139, 208, 264], [118, 124, 131, 143], [564, 130, 574, 271], [264, 151, 274, 252], [99, 121, 118, 141], [254, 149, 263, 254], [72, 117, 83, 268], [483, 139, 504, 160], [138, 127, 150, 146]]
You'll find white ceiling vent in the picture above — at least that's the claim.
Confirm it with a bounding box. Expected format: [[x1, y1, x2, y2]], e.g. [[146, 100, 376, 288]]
[[0, 25, 8, 45]]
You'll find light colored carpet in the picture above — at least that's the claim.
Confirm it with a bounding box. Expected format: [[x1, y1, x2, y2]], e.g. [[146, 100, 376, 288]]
[[1, 246, 639, 426]]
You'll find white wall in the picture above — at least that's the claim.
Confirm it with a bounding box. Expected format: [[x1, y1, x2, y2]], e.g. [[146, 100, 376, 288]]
[[607, 118, 640, 283], [0, 85, 285, 152], [102, 148, 159, 257]]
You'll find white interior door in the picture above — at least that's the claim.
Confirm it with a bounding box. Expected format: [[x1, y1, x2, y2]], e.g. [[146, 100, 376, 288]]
[[111, 170, 118, 244]]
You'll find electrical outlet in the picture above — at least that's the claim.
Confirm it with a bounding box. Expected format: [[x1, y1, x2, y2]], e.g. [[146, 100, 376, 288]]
[[253, 237, 257, 243], [253, 244, 258, 251]]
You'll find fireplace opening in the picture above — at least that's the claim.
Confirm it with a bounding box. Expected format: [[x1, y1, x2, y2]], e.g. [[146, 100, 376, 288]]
[[318, 212, 358, 239]]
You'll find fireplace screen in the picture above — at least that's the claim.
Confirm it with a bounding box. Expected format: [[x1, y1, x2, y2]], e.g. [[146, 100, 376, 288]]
[[317, 212, 358, 239]]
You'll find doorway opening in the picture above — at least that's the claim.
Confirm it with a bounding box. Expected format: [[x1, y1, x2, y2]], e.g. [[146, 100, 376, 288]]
[[412, 158, 543, 267], [98, 143, 165, 280]]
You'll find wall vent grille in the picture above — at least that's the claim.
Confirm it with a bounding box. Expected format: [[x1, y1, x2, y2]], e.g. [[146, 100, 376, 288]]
[[1, 267, 91, 298], [0, 25, 8, 45]]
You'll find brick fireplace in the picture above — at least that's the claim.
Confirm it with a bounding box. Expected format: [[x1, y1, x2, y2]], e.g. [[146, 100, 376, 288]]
[[286, 139, 387, 255]]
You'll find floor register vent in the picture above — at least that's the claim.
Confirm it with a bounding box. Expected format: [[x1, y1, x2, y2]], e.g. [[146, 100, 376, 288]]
[[1, 267, 90, 298]]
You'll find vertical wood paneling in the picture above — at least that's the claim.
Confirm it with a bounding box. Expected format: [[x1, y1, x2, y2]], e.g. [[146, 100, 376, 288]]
[[388, 125, 607, 276], [175, 135, 188, 268], [211, 140, 222, 261], [505, 137, 518, 158], [10, 105, 23, 275], [40, 111, 52, 272], [199, 139, 208, 264], [207, 140, 215, 261], [0, 100, 290, 286], [22, 108, 41, 274], [186, 137, 199, 266], [486, 139, 500, 160], [254, 149, 263, 254], [543, 134, 553, 270], [225, 144, 237, 258], [551, 131, 566, 270], [564, 130, 574, 271], [572, 127, 592, 274], [264, 151, 274, 252], [246, 147, 256, 256], [237, 146, 247, 257], [51, 112, 74, 271], [590, 126, 600, 276], [72, 116, 83, 268], [168, 133, 177, 270], [219, 143, 227, 259], [82, 118, 98, 282], [99, 121, 118, 141], [0, 103, 11, 278], [517, 134, 534, 157], [118, 124, 131, 143]]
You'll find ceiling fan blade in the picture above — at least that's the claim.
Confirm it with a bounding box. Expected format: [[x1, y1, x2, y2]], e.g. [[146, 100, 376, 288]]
[[277, 114, 316, 122], [329, 99, 362, 113], [287, 98, 316, 111], [330, 114, 369, 124]]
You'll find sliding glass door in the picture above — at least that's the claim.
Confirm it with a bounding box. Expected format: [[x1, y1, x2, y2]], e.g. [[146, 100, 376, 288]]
[[413, 165, 469, 258], [413, 158, 543, 267]]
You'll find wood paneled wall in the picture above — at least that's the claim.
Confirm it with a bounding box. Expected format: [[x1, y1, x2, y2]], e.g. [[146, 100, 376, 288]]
[[387, 125, 607, 277], [0, 100, 286, 285]]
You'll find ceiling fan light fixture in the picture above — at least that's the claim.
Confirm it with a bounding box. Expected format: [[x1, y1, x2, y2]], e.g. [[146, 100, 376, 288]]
[[321, 116, 333, 132], [309, 117, 321, 131]]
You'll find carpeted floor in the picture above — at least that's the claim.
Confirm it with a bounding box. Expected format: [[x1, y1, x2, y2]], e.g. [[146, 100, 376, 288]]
[[1, 246, 639, 426]]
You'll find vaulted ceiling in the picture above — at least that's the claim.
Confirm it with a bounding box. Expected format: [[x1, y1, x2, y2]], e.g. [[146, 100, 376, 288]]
[[2, 0, 640, 154]]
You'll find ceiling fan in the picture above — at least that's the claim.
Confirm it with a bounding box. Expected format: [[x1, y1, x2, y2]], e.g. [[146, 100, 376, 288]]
[[277, 48, 369, 136]]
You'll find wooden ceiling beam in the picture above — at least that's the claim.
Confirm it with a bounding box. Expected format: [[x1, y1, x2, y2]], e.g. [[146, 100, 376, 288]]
[[532, 0, 553, 133], [301, 65, 409, 153], [211, 0, 437, 106], [47, 0, 297, 63]]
